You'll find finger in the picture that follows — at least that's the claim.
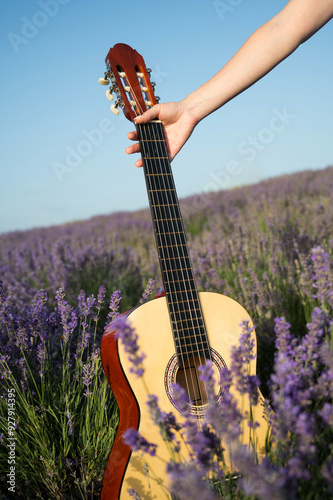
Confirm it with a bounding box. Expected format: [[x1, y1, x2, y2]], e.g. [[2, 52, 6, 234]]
[[134, 104, 161, 124], [125, 143, 141, 155], [127, 131, 138, 141], [135, 158, 143, 168]]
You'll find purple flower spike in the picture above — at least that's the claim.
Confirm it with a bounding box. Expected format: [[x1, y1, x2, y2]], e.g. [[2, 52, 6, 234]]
[[140, 278, 156, 304], [55, 287, 78, 344], [146, 394, 181, 442], [78, 290, 96, 317], [167, 462, 218, 500], [198, 359, 215, 400], [310, 246, 332, 307], [123, 427, 157, 456], [106, 290, 122, 325], [128, 488, 142, 500], [113, 316, 145, 377], [97, 285, 106, 306]]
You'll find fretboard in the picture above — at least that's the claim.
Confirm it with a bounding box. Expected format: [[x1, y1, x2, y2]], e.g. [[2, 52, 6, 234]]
[[136, 121, 211, 363]]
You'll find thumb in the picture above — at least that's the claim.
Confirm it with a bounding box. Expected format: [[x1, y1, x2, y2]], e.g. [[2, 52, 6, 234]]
[[134, 104, 161, 124]]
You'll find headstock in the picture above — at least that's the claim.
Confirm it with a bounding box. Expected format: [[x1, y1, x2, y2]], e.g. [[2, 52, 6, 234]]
[[98, 43, 160, 122]]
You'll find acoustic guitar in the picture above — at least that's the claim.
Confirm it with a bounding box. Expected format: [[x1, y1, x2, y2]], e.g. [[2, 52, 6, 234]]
[[99, 43, 269, 499]]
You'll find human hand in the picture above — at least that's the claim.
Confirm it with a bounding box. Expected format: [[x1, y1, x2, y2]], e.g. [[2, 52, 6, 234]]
[[125, 101, 199, 167]]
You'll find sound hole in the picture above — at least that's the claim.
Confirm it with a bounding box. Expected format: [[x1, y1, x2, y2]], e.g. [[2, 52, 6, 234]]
[[175, 356, 209, 407]]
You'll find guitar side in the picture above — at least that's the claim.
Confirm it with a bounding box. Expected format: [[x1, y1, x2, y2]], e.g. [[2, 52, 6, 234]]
[[101, 292, 269, 500], [101, 310, 140, 500]]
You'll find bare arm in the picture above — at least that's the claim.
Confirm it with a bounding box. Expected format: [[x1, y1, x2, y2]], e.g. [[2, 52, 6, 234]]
[[127, 0, 333, 167]]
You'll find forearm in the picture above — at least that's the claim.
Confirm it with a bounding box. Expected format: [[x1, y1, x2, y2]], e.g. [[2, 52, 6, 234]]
[[184, 0, 333, 122]]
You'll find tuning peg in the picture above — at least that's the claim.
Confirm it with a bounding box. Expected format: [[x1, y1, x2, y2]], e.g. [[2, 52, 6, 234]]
[[98, 76, 110, 85], [141, 86, 148, 92], [110, 99, 124, 115], [124, 85, 130, 92], [145, 100, 152, 106], [119, 72, 126, 78], [106, 89, 113, 101], [155, 96, 161, 103], [136, 71, 144, 78], [110, 104, 119, 115], [147, 68, 152, 75], [150, 82, 156, 88]]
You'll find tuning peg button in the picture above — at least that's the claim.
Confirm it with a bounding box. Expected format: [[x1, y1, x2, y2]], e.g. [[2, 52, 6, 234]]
[[106, 90, 113, 101], [98, 77, 110, 85], [110, 104, 119, 115]]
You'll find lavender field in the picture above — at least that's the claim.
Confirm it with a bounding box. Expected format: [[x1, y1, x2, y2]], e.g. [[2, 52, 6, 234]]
[[0, 166, 332, 499]]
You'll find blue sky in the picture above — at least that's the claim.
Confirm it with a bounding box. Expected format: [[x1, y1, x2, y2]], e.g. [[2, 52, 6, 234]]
[[1, 0, 332, 234]]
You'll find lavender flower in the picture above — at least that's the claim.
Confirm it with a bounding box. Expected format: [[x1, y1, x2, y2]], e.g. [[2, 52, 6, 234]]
[[170, 382, 192, 416], [66, 409, 74, 436], [97, 284, 106, 307], [37, 342, 47, 377], [78, 290, 96, 317], [55, 287, 78, 343], [128, 488, 142, 500], [205, 366, 242, 441], [16, 326, 29, 352], [82, 360, 94, 397], [106, 289, 122, 325], [146, 394, 181, 442], [198, 359, 215, 401], [140, 278, 156, 304], [167, 462, 217, 500], [123, 427, 157, 456], [113, 316, 145, 377], [311, 245, 332, 308]]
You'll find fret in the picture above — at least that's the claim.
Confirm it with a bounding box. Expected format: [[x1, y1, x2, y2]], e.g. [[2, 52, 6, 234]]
[[168, 297, 199, 305], [160, 255, 191, 261], [164, 278, 196, 285], [171, 318, 204, 326], [158, 243, 186, 249], [175, 340, 210, 348], [174, 324, 206, 333], [165, 288, 197, 294], [149, 189, 176, 192], [151, 203, 178, 207], [170, 307, 201, 315], [161, 267, 193, 273], [146, 172, 172, 176], [176, 348, 210, 356], [144, 156, 169, 159], [156, 230, 184, 236]]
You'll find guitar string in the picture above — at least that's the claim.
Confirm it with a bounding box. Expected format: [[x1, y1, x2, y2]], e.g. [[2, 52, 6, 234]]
[[137, 117, 209, 408], [150, 121, 211, 404], [125, 75, 211, 408], [138, 120, 197, 403], [149, 120, 210, 407], [121, 74, 195, 396]]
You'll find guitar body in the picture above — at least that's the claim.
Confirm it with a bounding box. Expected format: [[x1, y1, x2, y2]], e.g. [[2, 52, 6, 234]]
[[101, 292, 268, 499]]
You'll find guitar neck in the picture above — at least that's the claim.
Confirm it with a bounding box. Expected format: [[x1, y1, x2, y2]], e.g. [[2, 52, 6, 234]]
[[136, 121, 211, 362]]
